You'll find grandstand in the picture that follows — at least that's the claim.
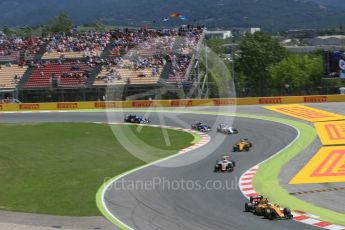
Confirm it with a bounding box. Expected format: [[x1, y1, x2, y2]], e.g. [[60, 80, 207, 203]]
[[0, 37, 43, 63], [166, 55, 192, 84], [42, 50, 102, 60], [94, 66, 161, 86], [0, 64, 27, 89], [126, 36, 176, 56], [24, 62, 91, 89], [42, 32, 109, 59], [0, 26, 205, 102], [0, 51, 19, 62], [94, 52, 164, 86]]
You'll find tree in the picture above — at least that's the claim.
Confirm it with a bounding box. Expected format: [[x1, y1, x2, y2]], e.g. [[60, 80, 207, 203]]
[[45, 13, 73, 33], [206, 38, 234, 55], [236, 31, 287, 96], [304, 54, 323, 89], [2, 26, 14, 36], [23, 26, 34, 37], [269, 54, 323, 95], [15, 26, 34, 37], [93, 20, 106, 32]]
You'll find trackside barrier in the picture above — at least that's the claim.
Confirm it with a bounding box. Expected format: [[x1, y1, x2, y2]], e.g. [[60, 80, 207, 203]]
[[0, 95, 345, 111]]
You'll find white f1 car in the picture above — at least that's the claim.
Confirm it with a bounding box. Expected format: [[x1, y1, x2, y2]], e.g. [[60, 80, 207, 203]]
[[214, 156, 236, 172], [217, 123, 238, 134]]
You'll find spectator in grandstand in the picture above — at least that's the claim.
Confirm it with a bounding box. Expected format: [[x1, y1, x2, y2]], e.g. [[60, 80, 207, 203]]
[[152, 67, 158, 76], [45, 31, 111, 57], [71, 64, 80, 71], [0, 35, 43, 61], [13, 75, 22, 84]]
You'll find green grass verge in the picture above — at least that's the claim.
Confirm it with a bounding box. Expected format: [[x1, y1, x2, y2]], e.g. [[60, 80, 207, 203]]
[[0, 123, 194, 216]]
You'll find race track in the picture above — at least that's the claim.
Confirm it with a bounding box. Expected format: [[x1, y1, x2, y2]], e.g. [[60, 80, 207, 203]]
[[0, 108, 320, 230]]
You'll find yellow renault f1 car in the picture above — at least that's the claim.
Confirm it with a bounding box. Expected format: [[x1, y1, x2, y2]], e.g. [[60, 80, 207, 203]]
[[245, 196, 293, 220], [233, 139, 252, 152]]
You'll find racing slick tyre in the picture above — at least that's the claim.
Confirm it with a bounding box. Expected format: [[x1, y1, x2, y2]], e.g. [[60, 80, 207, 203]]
[[231, 161, 236, 167], [283, 208, 293, 219], [269, 213, 276, 220], [283, 208, 291, 215], [264, 209, 271, 219], [267, 210, 276, 220], [244, 202, 252, 212], [254, 209, 261, 216]]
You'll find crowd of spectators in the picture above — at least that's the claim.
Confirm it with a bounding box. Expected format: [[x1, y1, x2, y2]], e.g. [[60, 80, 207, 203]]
[[107, 28, 178, 57], [107, 26, 204, 58], [96, 26, 203, 84], [132, 56, 163, 71], [0, 36, 44, 61], [166, 54, 192, 83], [97, 55, 164, 83], [0, 25, 204, 87], [97, 69, 121, 83], [30, 59, 90, 87], [45, 31, 111, 56]]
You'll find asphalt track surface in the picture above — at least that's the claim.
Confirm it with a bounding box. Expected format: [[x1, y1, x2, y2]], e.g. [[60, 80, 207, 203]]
[[0, 109, 319, 230]]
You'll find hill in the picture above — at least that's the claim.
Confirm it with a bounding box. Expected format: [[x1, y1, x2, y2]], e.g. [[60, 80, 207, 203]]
[[1, 0, 345, 31], [306, 0, 345, 10]]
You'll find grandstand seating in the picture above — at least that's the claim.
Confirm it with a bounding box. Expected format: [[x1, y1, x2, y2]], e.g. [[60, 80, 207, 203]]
[[0, 37, 43, 62], [0, 51, 19, 62], [24, 63, 91, 89], [0, 64, 28, 89], [94, 66, 160, 86], [25, 52, 36, 61], [126, 37, 176, 57], [0, 27, 204, 90], [42, 50, 102, 60], [166, 55, 191, 84]]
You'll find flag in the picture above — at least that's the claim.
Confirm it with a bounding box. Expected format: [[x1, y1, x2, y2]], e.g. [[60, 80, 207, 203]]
[[170, 12, 181, 18], [179, 15, 188, 20]]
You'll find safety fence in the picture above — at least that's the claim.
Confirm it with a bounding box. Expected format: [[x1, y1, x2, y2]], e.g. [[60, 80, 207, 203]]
[[1, 94, 345, 111]]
